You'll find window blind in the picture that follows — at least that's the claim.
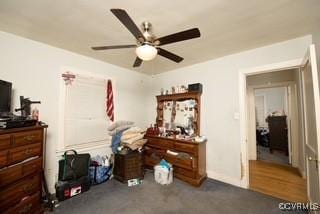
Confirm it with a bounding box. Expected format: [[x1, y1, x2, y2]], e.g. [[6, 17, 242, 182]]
[[64, 74, 109, 147]]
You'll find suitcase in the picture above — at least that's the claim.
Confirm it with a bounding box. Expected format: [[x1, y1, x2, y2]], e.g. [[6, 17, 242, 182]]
[[55, 176, 91, 201]]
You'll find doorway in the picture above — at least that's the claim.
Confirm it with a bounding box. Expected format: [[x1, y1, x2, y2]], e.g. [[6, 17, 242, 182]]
[[245, 69, 308, 202], [254, 86, 289, 165], [240, 45, 320, 204]]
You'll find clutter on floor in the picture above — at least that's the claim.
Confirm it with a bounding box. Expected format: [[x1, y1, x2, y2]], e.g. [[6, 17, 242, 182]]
[[55, 176, 91, 201], [89, 155, 113, 185], [127, 178, 143, 187], [56, 150, 91, 201], [256, 127, 269, 147], [55, 171, 284, 214], [154, 159, 173, 185], [58, 150, 91, 181]]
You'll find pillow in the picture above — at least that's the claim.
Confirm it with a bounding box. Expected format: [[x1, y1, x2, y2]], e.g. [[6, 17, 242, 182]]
[[108, 121, 134, 131], [108, 124, 134, 136]]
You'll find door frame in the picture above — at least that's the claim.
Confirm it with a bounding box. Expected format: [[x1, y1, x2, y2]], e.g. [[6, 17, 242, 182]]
[[247, 83, 296, 165], [239, 58, 303, 188], [301, 45, 320, 203]]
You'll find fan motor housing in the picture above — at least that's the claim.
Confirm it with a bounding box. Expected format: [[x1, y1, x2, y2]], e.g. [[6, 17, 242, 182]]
[[141, 21, 156, 42]]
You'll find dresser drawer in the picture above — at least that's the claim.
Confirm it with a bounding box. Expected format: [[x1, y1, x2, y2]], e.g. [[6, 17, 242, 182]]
[[12, 130, 43, 147], [4, 192, 41, 214], [0, 173, 40, 210], [164, 153, 194, 170], [0, 158, 42, 188], [9, 143, 41, 165], [0, 150, 9, 168], [144, 154, 160, 167], [0, 134, 11, 150], [174, 142, 197, 155], [174, 166, 197, 179], [22, 157, 42, 175], [146, 138, 174, 149]]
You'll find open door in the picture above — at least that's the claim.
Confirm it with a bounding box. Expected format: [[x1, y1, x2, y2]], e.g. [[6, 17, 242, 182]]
[[301, 44, 320, 204]]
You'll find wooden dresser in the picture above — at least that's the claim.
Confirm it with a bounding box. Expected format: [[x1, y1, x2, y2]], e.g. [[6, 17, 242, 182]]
[[0, 125, 47, 214], [267, 116, 288, 154], [144, 135, 206, 186], [145, 91, 206, 186]]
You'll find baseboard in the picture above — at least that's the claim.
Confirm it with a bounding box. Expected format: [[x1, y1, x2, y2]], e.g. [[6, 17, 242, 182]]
[[298, 168, 306, 179], [207, 170, 242, 188]]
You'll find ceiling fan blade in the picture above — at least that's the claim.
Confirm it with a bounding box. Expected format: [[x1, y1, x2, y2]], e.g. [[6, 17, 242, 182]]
[[91, 45, 136, 50], [133, 57, 143, 67], [157, 48, 184, 63], [157, 28, 200, 46], [110, 9, 145, 41]]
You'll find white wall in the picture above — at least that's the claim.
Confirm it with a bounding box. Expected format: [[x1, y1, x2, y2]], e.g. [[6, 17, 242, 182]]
[[0, 31, 152, 192], [255, 87, 287, 116], [147, 35, 312, 185], [313, 30, 320, 44]]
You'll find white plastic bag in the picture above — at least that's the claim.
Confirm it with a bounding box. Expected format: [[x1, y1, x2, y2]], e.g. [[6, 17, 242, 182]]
[[154, 165, 173, 185]]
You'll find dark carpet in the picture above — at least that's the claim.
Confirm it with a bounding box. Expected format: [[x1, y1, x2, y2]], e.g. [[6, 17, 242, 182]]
[[54, 172, 288, 214]]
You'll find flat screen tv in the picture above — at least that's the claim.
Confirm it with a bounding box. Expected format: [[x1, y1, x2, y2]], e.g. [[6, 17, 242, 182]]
[[0, 80, 12, 113]]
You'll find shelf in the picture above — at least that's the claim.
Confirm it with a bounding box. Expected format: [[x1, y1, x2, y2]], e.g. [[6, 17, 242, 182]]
[[156, 92, 201, 102]]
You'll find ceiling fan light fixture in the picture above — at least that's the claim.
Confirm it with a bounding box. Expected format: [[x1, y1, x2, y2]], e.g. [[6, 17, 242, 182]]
[[135, 44, 157, 61]]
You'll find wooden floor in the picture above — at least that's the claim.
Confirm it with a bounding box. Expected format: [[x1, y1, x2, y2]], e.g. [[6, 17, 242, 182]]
[[249, 160, 308, 202]]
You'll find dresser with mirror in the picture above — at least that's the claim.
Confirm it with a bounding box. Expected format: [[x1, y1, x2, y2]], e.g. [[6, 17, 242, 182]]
[[144, 91, 206, 186]]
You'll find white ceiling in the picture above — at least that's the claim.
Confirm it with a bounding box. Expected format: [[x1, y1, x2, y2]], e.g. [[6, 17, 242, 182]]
[[0, 0, 319, 74]]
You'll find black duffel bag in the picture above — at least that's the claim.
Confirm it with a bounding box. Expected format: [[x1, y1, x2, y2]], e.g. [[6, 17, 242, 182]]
[[58, 150, 91, 181]]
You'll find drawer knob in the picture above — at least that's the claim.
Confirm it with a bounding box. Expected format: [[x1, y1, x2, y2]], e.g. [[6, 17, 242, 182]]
[[23, 184, 34, 194], [25, 149, 33, 155], [24, 135, 35, 141]]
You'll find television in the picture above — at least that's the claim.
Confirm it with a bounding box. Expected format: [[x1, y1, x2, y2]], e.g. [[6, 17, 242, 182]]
[[0, 80, 12, 113]]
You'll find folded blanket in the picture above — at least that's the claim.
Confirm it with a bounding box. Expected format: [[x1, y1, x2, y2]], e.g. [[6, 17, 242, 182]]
[[122, 126, 144, 135], [108, 121, 134, 131], [121, 132, 142, 141], [122, 139, 147, 151], [121, 133, 144, 144]]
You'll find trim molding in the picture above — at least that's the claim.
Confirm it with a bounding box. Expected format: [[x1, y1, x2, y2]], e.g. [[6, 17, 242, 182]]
[[56, 141, 111, 156], [207, 170, 242, 188], [238, 58, 303, 189]]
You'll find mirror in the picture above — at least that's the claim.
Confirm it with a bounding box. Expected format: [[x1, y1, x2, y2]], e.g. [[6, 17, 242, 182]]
[[162, 99, 196, 134]]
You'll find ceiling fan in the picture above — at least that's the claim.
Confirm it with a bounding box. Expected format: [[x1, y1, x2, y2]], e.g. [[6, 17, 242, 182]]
[[91, 9, 201, 67]]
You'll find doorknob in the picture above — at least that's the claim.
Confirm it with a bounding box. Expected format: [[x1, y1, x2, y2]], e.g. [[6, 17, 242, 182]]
[[308, 156, 319, 169], [308, 156, 318, 161]]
